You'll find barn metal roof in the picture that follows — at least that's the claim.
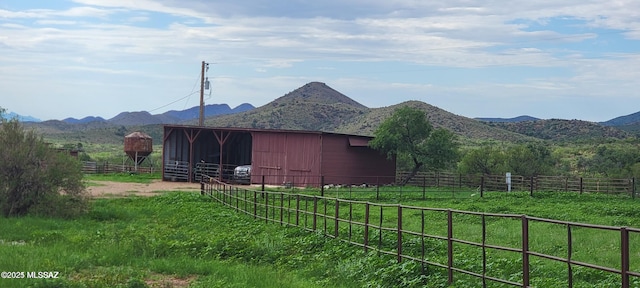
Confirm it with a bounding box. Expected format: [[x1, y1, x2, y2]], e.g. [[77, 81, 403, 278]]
[[163, 124, 374, 139]]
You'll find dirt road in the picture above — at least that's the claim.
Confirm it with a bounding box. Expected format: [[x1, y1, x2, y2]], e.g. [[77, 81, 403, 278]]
[[86, 180, 201, 198]]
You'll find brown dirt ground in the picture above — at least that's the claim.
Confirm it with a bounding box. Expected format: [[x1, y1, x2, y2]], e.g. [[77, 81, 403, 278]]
[[86, 180, 201, 198]]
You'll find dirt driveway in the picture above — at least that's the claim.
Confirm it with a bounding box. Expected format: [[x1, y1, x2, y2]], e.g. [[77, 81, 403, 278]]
[[87, 180, 202, 198]]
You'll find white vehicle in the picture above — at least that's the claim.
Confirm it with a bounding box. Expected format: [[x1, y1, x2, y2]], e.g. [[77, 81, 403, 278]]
[[233, 165, 251, 184]]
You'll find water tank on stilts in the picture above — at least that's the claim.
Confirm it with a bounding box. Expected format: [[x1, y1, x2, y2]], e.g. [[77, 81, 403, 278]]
[[124, 131, 153, 171]]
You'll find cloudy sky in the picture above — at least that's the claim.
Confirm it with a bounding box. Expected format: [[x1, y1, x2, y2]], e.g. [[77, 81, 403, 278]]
[[1, 0, 640, 122]]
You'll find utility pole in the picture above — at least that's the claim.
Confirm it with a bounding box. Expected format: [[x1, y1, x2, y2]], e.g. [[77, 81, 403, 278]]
[[199, 61, 206, 126]]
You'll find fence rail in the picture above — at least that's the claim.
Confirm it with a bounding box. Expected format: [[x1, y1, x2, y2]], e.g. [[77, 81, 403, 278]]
[[398, 172, 637, 196], [248, 172, 637, 200], [202, 177, 640, 287], [81, 161, 155, 174]]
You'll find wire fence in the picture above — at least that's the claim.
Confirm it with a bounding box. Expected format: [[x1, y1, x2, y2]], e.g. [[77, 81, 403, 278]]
[[201, 177, 640, 287]]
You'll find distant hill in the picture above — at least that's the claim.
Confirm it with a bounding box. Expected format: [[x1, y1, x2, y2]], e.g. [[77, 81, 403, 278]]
[[4, 112, 41, 122], [600, 111, 640, 126], [17, 82, 635, 144], [62, 116, 106, 124], [486, 119, 631, 141], [60, 103, 255, 126], [205, 82, 369, 131], [23, 120, 134, 145], [161, 103, 254, 121], [335, 101, 533, 141], [475, 115, 540, 123], [108, 111, 171, 126]]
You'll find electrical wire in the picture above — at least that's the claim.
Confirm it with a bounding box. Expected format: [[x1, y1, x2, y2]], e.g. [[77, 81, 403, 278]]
[[147, 90, 201, 114], [147, 70, 202, 114]]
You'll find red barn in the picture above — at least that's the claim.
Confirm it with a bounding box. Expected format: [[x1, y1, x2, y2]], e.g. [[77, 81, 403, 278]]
[[162, 125, 396, 186]]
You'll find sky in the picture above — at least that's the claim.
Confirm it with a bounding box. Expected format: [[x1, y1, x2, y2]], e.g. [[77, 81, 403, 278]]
[[1, 1, 640, 122]]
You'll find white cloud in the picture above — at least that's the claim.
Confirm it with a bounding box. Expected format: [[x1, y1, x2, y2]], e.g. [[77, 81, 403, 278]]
[[1, 0, 640, 121]]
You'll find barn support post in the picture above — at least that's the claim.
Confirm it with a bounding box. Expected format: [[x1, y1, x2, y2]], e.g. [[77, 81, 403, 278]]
[[212, 130, 231, 182]]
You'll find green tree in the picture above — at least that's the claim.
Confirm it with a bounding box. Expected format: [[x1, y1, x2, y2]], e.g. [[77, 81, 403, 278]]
[[369, 106, 459, 185], [588, 144, 640, 177], [0, 113, 87, 217], [458, 146, 507, 175], [505, 142, 555, 177]]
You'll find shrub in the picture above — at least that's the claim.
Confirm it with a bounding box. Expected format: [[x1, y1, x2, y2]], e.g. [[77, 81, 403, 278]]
[[0, 116, 87, 217]]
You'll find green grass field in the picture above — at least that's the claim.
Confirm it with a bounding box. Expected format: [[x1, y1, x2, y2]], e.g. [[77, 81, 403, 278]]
[[2, 173, 640, 287], [219, 185, 640, 287]]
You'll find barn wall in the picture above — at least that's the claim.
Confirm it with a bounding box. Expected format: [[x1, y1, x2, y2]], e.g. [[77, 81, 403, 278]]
[[162, 125, 393, 186], [321, 134, 396, 185], [163, 127, 190, 164], [251, 132, 321, 186]]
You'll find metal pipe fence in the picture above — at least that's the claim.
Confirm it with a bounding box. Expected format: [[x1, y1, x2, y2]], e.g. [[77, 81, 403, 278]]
[[81, 161, 156, 174], [250, 172, 637, 199], [201, 177, 640, 287]]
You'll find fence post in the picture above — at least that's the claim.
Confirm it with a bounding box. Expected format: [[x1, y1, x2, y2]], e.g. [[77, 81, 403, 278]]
[[261, 175, 265, 192], [376, 177, 380, 200], [397, 205, 403, 263], [522, 215, 530, 287], [334, 199, 340, 238], [622, 227, 630, 288], [530, 177, 534, 197], [480, 176, 484, 198], [264, 191, 269, 223], [422, 175, 426, 199], [321, 175, 325, 197], [633, 178, 636, 199], [580, 177, 583, 195], [295, 194, 300, 226], [280, 193, 284, 225], [253, 190, 257, 219], [447, 209, 453, 284], [312, 196, 318, 231], [364, 203, 370, 252]]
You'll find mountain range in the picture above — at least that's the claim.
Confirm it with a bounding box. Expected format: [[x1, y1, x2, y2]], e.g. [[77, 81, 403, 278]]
[[58, 103, 255, 126], [12, 81, 640, 144]]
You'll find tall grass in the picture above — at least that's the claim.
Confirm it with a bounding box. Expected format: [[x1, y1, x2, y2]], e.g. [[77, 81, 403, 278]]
[[220, 186, 640, 287], [0, 192, 427, 288]]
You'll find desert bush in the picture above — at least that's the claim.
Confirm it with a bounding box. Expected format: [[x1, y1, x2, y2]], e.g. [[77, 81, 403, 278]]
[[0, 115, 87, 217]]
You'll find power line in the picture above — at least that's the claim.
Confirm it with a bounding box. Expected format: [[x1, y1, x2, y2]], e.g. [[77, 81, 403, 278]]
[[147, 70, 202, 114]]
